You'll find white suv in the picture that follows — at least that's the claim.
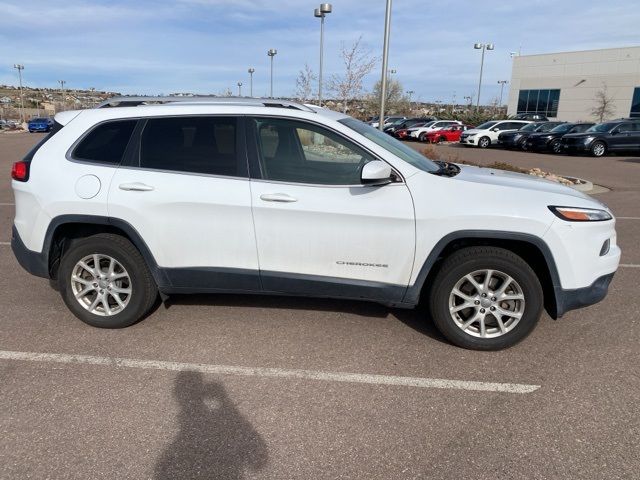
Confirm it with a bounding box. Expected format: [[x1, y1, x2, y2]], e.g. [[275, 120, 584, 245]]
[[11, 97, 620, 350], [407, 120, 464, 142], [460, 120, 531, 148]]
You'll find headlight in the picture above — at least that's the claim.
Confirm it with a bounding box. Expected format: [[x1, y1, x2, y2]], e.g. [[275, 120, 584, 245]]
[[548, 206, 612, 222], [466, 133, 476, 138]]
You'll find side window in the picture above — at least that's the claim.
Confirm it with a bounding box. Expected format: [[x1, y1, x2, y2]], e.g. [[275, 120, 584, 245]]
[[252, 117, 374, 185], [494, 122, 510, 131], [73, 120, 137, 164], [140, 116, 242, 177], [616, 123, 635, 133]]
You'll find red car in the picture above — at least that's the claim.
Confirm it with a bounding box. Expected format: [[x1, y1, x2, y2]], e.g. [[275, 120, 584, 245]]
[[424, 125, 468, 143]]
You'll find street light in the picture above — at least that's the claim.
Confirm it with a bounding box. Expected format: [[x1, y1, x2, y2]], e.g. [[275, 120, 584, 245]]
[[58, 79, 66, 112], [267, 49, 277, 98], [473, 42, 494, 111], [314, 3, 332, 107], [497, 80, 508, 108], [13, 64, 25, 123], [378, 0, 393, 131], [248, 68, 255, 97], [237, 82, 243, 96], [464, 95, 473, 108]]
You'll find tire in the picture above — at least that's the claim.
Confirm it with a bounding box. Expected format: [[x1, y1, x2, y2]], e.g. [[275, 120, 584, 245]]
[[419, 132, 428, 142], [478, 136, 491, 148], [436, 136, 445, 144], [591, 141, 607, 157], [550, 139, 563, 154], [428, 246, 543, 350], [58, 233, 158, 328]]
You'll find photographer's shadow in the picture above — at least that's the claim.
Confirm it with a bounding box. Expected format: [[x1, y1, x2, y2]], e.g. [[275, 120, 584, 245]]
[[155, 371, 268, 480]]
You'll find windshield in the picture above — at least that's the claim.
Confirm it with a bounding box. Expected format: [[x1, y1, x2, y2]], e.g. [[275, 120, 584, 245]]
[[549, 123, 573, 133], [340, 118, 439, 173], [537, 122, 562, 132], [31, 118, 48, 122], [476, 121, 498, 130], [520, 123, 540, 132], [586, 122, 617, 133]]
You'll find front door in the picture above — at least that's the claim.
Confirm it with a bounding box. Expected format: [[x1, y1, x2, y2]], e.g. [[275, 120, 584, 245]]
[[246, 116, 415, 302]]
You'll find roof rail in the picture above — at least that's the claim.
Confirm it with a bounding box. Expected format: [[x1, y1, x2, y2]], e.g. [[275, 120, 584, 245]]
[[96, 96, 316, 113]]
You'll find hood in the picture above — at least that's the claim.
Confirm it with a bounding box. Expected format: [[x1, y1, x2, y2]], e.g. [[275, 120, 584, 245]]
[[461, 128, 485, 135], [562, 132, 594, 139], [453, 164, 592, 201], [528, 132, 557, 139]]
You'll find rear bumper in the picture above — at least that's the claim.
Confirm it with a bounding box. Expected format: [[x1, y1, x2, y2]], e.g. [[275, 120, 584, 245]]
[[11, 225, 49, 278], [555, 273, 614, 317]]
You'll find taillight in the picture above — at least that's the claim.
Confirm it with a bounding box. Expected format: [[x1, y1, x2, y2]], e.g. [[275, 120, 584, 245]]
[[11, 161, 29, 182]]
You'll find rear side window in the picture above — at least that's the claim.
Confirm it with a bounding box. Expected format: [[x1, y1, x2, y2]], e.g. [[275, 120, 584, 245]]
[[139, 117, 242, 177], [73, 120, 137, 164]]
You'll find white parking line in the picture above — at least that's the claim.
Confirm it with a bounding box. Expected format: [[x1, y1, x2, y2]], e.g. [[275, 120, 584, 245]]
[[0, 242, 9, 246], [617, 217, 640, 220], [0, 350, 540, 394], [620, 264, 640, 268], [0, 203, 14, 206]]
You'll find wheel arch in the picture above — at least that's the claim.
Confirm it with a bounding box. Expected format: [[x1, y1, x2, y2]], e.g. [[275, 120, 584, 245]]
[[43, 215, 169, 287], [404, 231, 562, 319]]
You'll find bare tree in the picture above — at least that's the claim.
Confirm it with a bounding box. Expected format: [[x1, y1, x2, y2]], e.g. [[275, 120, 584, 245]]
[[590, 83, 616, 122], [368, 78, 409, 115], [295, 63, 317, 103], [328, 36, 377, 113]]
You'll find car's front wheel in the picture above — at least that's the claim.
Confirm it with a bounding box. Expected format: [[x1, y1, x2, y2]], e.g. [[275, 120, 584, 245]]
[[591, 141, 607, 157], [58, 234, 158, 328], [478, 136, 491, 148], [428, 247, 543, 350], [550, 139, 563, 154]]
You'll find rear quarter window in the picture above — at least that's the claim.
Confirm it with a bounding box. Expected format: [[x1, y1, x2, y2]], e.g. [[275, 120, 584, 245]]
[[72, 120, 137, 165]]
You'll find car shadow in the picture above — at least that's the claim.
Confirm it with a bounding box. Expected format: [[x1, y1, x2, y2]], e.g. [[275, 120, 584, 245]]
[[619, 157, 640, 164], [161, 294, 449, 344], [155, 371, 268, 480]]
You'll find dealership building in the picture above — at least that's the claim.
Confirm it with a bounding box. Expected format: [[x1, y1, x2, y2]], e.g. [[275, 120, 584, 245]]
[[506, 46, 640, 122]]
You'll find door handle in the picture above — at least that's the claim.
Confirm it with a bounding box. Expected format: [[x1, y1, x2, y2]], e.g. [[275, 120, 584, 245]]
[[260, 193, 297, 203], [119, 182, 155, 192]]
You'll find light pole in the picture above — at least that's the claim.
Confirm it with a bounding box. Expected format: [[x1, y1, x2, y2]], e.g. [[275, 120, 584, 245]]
[[450, 92, 457, 115], [464, 95, 473, 109], [378, 0, 393, 131], [237, 82, 243, 96], [473, 42, 494, 111], [314, 3, 332, 106], [267, 49, 277, 98], [406, 90, 414, 112], [58, 80, 66, 112], [13, 64, 25, 123], [497, 80, 508, 108], [248, 68, 255, 97]]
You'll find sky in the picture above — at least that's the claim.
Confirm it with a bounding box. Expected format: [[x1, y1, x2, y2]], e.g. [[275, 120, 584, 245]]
[[0, 0, 638, 104]]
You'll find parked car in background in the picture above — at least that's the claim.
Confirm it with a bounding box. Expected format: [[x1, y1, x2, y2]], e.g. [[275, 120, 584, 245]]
[[511, 113, 549, 121], [408, 120, 464, 141], [498, 121, 565, 150], [395, 121, 431, 140], [423, 124, 470, 143], [460, 120, 531, 148], [561, 120, 640, 157], [384, 117, 435, 136], [526, 123, 595, 153], [370, 116, 406, 129], [28, 117, 54, 133]]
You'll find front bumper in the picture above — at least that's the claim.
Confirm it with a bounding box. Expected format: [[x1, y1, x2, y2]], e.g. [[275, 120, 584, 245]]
[[459, 135, 476, 145], [11, 225, 49, 278], [562, 141, 591, 153], [555, 273, 614, 317]]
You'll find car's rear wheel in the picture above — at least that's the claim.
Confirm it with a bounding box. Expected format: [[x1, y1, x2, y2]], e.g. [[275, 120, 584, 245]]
[[435, 136, 445, 144], [58, 234, 158, 328], [550, 139, 563, 154], [591, 141, 607, 157], [419, 132, 428, 142], [428, 247, 543, 350], [478, 136, 491, 148]]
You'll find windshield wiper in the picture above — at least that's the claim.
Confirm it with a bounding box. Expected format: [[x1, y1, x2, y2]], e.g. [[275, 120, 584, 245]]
[[431, 160, 461, 177]]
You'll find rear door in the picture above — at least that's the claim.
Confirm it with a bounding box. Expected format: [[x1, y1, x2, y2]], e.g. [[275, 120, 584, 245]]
[[610, 123, 640, 151], [246, 116, 415, 302], [108, 115, 260, 291]]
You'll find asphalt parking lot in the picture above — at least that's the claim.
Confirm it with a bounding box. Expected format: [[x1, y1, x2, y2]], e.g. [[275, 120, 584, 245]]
[[1, 133, 639, 479]]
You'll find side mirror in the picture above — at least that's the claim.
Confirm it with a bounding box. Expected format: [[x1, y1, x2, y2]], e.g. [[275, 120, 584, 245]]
[[491, 127, 499, 132], [361, 160, 393, 186]]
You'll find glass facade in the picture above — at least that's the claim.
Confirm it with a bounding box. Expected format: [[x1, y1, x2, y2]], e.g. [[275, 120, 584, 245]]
[[631, 87, 640, 118], [517, 89, 561, 117]]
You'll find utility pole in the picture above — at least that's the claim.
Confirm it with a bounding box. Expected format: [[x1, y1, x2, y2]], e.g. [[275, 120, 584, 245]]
[[378, 0, 393, 131], [314, 3, 332, 106], [497, 80, 508, 110], [473, 42, 494, 112], [13, 64, 25, 123], [267, 49, 277, 98], [237, 82, 243, 96], [58, 80, 66, 112], [248, 68, 255, 97]]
